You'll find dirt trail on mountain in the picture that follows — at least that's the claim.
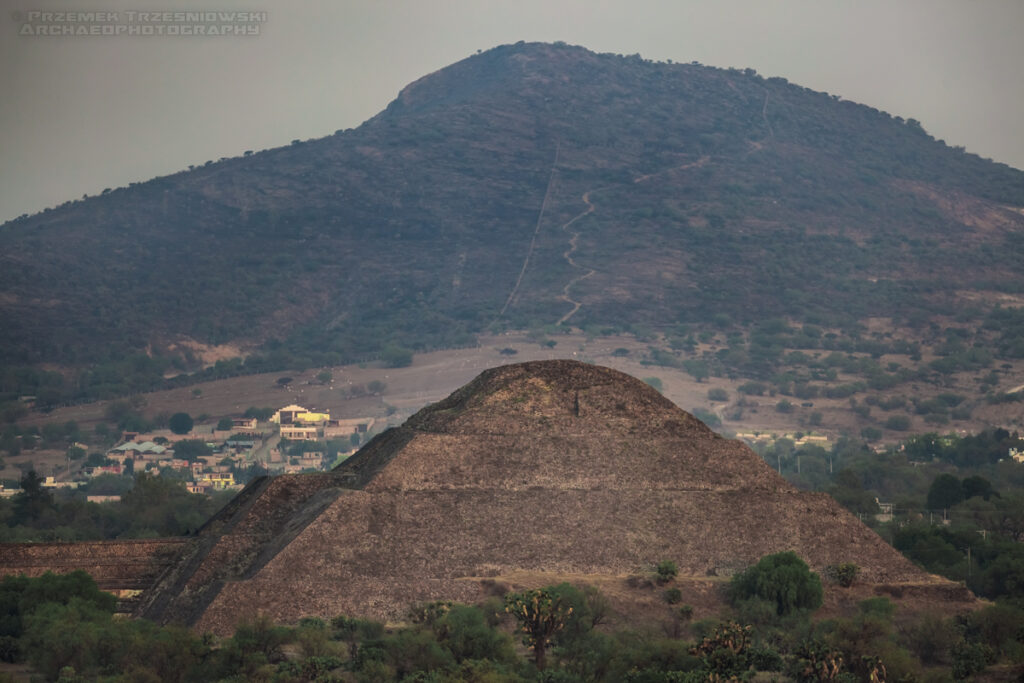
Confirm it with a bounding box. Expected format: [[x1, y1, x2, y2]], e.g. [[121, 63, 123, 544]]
[[556, 156, 710, 325], [555, 190, 600, 325]]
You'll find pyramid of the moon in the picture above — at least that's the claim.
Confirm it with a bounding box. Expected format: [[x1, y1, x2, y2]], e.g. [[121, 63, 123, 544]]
[[134, 360, 960, 634]]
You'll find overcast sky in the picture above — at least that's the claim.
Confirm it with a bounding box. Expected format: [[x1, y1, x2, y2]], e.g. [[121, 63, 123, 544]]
[[2, 0, 1022, 224]]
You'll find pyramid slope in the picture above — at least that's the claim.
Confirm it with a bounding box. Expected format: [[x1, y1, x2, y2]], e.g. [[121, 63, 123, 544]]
[[136, 361, 968, 633], [338, 361, 792, 493], [191, 487, 937, 634]]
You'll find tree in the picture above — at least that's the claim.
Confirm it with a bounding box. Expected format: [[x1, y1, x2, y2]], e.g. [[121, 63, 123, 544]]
[[683, 359, 709, 383], [927, 473, 964, 510], [170, 439, 212, 462], [168, 412, 193, 435], [728, 551, 823, 616], [243, 406, 274, 421], [11, 470, 54, 526], [962, 475, 995, 501], [504, 588, 574, 670], [216, 417, 233, 431]]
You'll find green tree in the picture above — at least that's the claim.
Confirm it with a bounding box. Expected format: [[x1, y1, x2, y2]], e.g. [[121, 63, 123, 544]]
[[961, 475, 994, 501], [243, 406, 274, 421], [728, 551, 823, 616], [11, 470, 54, 526], [683, 359, 710, 383], [927, 473, 964, 510], [171, 439, 212, 462], [168, 412, 193, 435], [216, 417, 233, 431]]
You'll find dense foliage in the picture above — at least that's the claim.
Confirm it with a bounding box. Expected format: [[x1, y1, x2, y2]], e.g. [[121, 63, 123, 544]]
[[2, 567, 1022, 681], [754, 428, 1024, 607], [0, 471, 232, 542]]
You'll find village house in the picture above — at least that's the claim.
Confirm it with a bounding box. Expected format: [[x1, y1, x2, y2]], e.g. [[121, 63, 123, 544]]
[[195, 471, 237, 490], [230, 417, 259, 433], [107, 441, 166, 464], [280, 424, 319, 440], [271, 404, 330, 426], [322, 418, 375, 440], [86, 464, 123, 477], [41, 476, 80, 490]]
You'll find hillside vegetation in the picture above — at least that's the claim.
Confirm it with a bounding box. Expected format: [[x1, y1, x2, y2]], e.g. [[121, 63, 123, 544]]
[[2, 42, 1023, 406]]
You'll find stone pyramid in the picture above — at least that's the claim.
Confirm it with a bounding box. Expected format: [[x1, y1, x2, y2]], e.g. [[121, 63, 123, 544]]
[[136, 360, 959, 634]]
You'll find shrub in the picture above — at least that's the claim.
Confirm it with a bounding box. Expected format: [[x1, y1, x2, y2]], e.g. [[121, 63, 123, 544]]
[[825, 563, 861, 587], [885, 415, 911, 431], [663, 588, 683, 604], [655, 560, 678, 584], [707, 387, 729, 402], [860, 427, 882, 441], [738, 381, 767, 396]]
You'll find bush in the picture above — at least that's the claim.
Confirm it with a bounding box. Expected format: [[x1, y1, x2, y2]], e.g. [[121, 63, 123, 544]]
[[663, 588, 682, 604], [860, 427, 882, 441], [825, 563, 861, 587], [728, 551, 823, 616], [707, 387, 729, 402], [885, 415, 911, 431], [738, 382, 767, 396], [655, 560, 678, 584]]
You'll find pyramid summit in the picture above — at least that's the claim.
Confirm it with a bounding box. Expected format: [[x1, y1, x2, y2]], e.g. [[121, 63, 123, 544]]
[[126, 360, 968, 634]]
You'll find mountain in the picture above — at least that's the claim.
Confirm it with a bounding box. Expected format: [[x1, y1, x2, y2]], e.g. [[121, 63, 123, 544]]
[[2, 41, 1023, 397], [126, 360, 971, 634]]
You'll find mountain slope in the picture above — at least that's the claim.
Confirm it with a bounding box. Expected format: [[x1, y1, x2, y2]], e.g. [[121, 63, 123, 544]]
[[2, 41, 1022, 379]]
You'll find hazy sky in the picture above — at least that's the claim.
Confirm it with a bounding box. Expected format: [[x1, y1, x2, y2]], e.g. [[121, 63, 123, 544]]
[[2, 0, 1022, 224]]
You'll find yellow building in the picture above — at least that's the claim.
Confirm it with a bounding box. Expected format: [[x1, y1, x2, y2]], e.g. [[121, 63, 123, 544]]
[[271, 404, 330, 425], [196, 471, 236, 489]]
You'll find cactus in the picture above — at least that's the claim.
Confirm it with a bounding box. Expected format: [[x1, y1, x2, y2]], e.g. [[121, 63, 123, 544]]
[[504, 588, 574, 671]]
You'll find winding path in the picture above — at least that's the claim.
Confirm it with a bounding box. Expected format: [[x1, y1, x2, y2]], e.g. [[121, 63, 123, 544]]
[[555, 156, 711, 326], [555, 190, 599, 325]]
